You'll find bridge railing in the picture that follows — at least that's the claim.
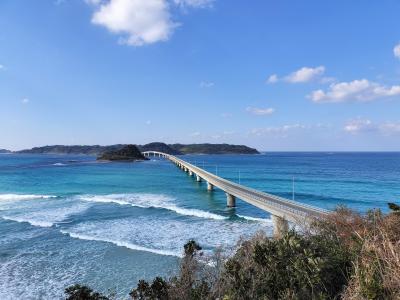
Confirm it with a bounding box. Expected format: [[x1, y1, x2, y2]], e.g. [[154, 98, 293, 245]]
[[167, 154, 329, 218]]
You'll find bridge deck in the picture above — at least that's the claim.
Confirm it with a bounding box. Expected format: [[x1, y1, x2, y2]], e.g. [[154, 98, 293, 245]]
[[143, 151, 329, 223]]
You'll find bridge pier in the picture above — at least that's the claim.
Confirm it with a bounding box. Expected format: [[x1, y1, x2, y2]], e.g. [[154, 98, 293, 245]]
[[196, 175, 202, 182], [189, 170, 193, 176], [271, 215, 289, 238], [207, 182, 214, 191], [226, 193, 236, 207]]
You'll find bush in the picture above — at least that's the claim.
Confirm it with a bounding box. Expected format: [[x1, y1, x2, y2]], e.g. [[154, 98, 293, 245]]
[[64, 284, 109, 300], [219, 231, 352, 300], [65, 204, 400, 300], [319, 206, 400, 299]]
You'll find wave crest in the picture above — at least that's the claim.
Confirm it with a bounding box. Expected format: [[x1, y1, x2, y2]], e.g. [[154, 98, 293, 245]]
[[2, 216, 54, 228], [60, 230, 181, 257], [236, 214, 272, 223], [0, 194, 56, 201], [79, 194, 227, 220]]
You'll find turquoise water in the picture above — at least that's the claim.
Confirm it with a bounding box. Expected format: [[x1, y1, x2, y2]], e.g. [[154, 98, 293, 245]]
[[0, 152, 399, 299]]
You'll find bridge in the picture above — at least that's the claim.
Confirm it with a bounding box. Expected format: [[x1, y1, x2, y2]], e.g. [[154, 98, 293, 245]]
[[142, 151, 329, 236]]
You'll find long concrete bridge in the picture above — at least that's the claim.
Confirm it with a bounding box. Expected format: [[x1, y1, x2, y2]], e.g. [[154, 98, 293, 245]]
[[143, 151, 329, 236]]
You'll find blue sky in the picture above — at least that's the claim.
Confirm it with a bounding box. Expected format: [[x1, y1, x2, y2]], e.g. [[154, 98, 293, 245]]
[[1, 0, 400, 151]]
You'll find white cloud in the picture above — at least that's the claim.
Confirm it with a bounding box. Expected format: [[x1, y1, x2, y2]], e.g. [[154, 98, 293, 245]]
[[87, 0, 212, 46], [394, 43, 400, 59], [174, 0, 214, 8], [285, 66, 325, 83], [90, 0, 178, 46], [309, 79, 400, 103], [21, 98, 29, 104], [344, 118, 400, 135], [200, 81, 214, 88], [267, 66, 326, 84], [344, 118, 374, 134], [266, 74, 278, 84], [246, 107, 275, 116], [250, 124, 308, 137]]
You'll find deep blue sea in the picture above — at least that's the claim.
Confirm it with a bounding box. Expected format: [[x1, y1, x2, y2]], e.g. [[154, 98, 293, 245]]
[[0, 152, 399, 299]]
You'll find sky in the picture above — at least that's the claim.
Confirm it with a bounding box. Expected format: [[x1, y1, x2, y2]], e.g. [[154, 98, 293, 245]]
[[1, 0, 400, 151]]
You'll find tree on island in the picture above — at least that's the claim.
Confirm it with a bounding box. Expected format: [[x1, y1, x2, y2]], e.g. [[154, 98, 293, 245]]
[[97, 145, 148, 161]]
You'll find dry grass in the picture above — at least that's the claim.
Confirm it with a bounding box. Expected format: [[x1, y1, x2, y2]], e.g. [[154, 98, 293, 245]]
[[313, 207, 400, 299]]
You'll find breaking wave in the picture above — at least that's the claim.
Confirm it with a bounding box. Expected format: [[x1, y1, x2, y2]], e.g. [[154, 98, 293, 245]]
[[1, 202, 89, 228], [79, 194, 227, 220], [236, 214, 272, 223], [0, 194, 57, 201], [60, 230, 181, 257], [2, 216, 54, 228]]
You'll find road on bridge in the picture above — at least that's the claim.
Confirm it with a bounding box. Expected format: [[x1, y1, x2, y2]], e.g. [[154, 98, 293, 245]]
[[143, 151, 329, 236]]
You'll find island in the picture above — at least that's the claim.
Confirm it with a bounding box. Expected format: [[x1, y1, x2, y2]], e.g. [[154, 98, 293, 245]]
[[97, 145, 148, 161], [15, 142, 260, 155], [0, 149, 11, 154], [139, 142, 181, 155], [169, 143, 259, 155]]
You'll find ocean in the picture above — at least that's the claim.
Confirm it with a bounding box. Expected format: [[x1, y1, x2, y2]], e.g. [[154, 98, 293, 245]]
[[0, 152, 399, 299]]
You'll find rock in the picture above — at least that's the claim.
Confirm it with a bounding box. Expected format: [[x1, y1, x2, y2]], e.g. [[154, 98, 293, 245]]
[[97, 145, 148, 161]]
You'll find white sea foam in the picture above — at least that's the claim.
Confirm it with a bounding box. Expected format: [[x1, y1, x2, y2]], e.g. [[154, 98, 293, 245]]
[[60, 230, 181, 257], [2, 216, 54, 228], [61, 216, 272, 258], [53, 163, 66, 166], [79, 193, 227, 220], [1, 202, 89, 228], [0, 194, 56, 201], [236, 214, 272, 223]]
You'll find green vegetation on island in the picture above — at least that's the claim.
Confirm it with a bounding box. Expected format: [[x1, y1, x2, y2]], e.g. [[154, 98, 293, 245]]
[[140, 142, 181, 155], [169, 143, 259, 155], [17, 145, 125, 155], [64, 204, 400, 300], [15, 143, 259, 156], [97, 145, 148, 161]]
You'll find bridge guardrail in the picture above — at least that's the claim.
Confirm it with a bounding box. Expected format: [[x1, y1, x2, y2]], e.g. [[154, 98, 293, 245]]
[[142, 151, 329, 220]]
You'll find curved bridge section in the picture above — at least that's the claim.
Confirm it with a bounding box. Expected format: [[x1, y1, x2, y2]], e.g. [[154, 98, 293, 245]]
[[143, 151, 329, 236]]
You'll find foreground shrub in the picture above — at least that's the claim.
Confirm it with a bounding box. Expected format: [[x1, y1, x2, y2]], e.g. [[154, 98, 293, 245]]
[[219, 230, 352, 300], [130, 240, 210, 300], [65, 204, 400, 300], [64, 284, 109, 300], [316, 206, 400, 299]]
